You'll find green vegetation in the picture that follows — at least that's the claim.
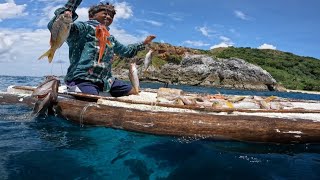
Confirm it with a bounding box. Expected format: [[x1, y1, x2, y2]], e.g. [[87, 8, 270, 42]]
[[113, 43, 320, 91], [152, 56, 167, 68], [204, 47, 320, 91]]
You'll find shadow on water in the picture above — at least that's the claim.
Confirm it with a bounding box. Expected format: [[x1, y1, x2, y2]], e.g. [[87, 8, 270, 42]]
[[6, 150, 99, 180], [0, 105, 105, 179], [124, 159, 154, 180], [138, 139, 320, 179]]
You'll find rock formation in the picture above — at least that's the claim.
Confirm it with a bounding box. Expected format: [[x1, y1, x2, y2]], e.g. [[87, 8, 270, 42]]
[[113, 44, 286, 91]]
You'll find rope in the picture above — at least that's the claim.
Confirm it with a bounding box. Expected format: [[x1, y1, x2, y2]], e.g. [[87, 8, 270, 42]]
[[79, 103, 99, 127]]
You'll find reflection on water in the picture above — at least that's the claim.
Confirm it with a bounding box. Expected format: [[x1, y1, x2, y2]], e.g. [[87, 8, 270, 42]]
[[1, 76, 320, 179]]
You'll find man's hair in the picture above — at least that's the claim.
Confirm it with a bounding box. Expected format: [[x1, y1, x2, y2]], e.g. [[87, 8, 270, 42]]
[[88, 2, 116, 18]]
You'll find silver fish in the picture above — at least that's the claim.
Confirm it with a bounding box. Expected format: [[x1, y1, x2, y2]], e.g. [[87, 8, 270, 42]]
[[38, 13, 72, 63], [129, 62, 140, 94], [32, 76, 60, 115], [144, 49, 154, 71]]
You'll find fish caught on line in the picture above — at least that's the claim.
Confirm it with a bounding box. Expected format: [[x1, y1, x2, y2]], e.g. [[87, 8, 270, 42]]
[[38, 13, 73, 63], [129, 62, 140, 94], [95, 24, 111, 64]]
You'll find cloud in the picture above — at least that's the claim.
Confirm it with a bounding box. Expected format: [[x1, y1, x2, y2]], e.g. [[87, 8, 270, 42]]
[[183, 40, 210, 47], [0, 32, 15, 55], [210, 36, 234, 49], [114, 2, 133, 20], [149, 11, 184, 21], [37, 5, 89, 27], [258, 43, 276, 50], [234, 10, 250, 20], [219, 36, 230, 42], [196, 26, 215, 37], [0, 0, 28, 21], [136, 19, 163, 26], [210, 42, 233, 49], [110, 27, 147, 45], [75, 7, 90, 22], [0, 28, 70, 76]]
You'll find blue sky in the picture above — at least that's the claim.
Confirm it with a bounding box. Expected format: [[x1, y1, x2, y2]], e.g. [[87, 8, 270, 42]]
[[0, 0, 319, 76]]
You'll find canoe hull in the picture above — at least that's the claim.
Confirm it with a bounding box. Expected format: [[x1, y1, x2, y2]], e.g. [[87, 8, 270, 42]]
[[56, 98, 320, 144], [1, 89, 320, 144]]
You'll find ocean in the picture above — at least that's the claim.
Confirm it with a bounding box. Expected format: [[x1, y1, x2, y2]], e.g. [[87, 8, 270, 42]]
[[1, 75, 320, 179]]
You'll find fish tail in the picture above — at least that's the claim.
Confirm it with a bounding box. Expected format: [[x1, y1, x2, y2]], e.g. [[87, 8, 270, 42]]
[[134, 86, 140, 94], [38, 49, 56, 63]]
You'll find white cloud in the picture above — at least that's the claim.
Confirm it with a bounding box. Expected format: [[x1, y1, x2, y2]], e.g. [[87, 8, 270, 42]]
[[258, 43, 276, 50], [234, 10, 250, 20], [0, 28, 70, 76], [143, 20, 163, 26], [210, 35, 234, 49], [183, 40, 210, 47], [110, 27, 147, 45], [37, 5, 89, 27], [0, 32, 15, 54], [150, 11, 184, 21], [219, 36, 230, 42], [136, 19, 163, 26], [37, 5, 59, 27], [196, 26, 215, 37], [0, 0, 28, 21], [210, 42, 234, 49], [114, 2, 133, 20], [75, 7, 90, 22]]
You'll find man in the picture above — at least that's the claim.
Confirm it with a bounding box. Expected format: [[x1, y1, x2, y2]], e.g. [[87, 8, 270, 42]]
[[48, 0, 155, 97]]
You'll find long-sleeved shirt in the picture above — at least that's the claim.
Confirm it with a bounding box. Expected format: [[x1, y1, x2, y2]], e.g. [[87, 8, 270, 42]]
[[48, 0, 145, 91]]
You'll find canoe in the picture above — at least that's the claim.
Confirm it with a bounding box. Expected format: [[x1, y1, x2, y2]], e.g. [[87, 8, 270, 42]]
[[1, 85, 320, 144]]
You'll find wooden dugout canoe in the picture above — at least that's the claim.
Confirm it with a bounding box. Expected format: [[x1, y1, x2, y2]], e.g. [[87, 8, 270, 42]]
[[1, 85, 320, 144]]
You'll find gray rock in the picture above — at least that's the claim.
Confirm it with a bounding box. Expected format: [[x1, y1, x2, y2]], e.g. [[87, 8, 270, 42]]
[[114, 54, 284, 91]]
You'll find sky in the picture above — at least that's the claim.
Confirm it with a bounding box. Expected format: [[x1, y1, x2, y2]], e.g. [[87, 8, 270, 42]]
[[0, 0, 319, 76]]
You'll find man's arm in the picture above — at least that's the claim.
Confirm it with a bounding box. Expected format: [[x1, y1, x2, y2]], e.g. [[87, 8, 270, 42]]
[[47, 0, 83, 30], [113, 35, 156, 58]]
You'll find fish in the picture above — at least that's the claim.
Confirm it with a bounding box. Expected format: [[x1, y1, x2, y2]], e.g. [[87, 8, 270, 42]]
[[264, 96, 277, 102], [144, 49, 154, 71], [32, 76, 60, 115], [95, 24, 111, 64], [38, 13, 73, 63], [129, 62, 140, 94], [225, 101, 235, 108]]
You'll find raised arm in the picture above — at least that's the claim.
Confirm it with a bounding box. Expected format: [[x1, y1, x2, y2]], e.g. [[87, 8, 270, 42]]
[[48, 0, 83, 30], [113, 35, 156, 58]]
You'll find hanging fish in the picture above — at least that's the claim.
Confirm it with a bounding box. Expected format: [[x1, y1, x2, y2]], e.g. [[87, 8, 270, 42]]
[[129, 62, 140, 94], [95, 24, 111, 64], [144, 49, 154, 71], [39, 13, 72, 63]]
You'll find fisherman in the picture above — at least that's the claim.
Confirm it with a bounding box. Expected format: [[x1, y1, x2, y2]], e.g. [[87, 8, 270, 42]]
[[47, 0, 155, 97]]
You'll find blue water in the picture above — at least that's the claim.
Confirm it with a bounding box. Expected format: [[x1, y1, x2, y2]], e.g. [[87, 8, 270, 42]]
[[1, 75, 320, 179]]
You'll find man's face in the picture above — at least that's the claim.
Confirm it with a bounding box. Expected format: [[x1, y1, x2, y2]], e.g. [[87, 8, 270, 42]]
[[93, 10, 114, 26]]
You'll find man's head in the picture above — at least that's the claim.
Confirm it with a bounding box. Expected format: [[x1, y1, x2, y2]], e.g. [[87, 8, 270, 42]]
[[88, 2, 116, 26]]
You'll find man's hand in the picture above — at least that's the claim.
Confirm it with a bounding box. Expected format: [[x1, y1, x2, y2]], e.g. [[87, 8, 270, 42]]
[[64, 10, 72, 17], [143, 35, 156, 45]]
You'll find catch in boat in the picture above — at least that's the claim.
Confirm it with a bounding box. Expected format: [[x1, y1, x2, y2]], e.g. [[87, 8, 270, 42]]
[[1, 77, 320, 144]]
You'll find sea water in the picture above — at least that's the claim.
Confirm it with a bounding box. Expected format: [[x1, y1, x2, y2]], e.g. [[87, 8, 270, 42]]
[[1, 75, 320, 179]]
